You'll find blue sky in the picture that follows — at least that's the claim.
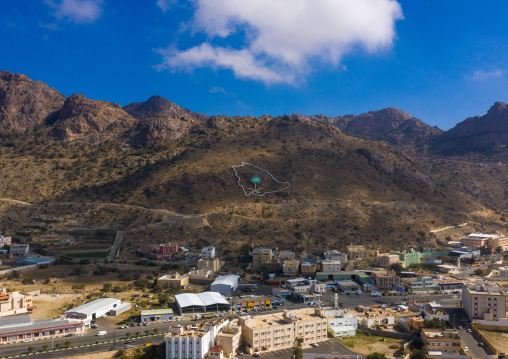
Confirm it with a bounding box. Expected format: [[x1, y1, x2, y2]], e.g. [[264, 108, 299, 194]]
[[1, 0, 507, 130]]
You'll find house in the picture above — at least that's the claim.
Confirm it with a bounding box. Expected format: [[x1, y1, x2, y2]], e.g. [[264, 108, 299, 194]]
[[421, 329, 461, 355], [0, 235, 11, 248], [376, 253, 400, 268], [300, 262, 318, 277], [323, 250, 347, 264], [158, 273, 190, 289], [215, 322, 242, 358], [346, 245, 368, 260], [0, 289, 34, 317], [159, 243, 179, 258], [436, 264, 460, 274], [198, 257, 221, 273], [250, 247, 274, 264], [201, 247, 216, 259], [282, 260, 300, 276], [371, 271, 400, 291], [185, 252, 200, 262], [319, 308, 357, 338], [321, 259, 342, 273], [10, 244, 29, 257]]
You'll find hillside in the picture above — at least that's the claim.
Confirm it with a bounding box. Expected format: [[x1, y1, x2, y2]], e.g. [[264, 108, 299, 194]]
[[0, 71, 503, 256]]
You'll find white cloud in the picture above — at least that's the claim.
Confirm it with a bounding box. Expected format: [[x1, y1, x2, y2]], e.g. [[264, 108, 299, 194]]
[[156, 0, 403, 84], [156, 0, 176, 12], [46, 0, 104, 24], [469, 69, 504, 82]]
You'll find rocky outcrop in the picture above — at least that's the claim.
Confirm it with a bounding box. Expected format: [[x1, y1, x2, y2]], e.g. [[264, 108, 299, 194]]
[[0, 71, 66, 131], [435, 102, 508, 154], [123, 95, 208, 122], [128, 113, 198, 146], [294, 108, 443, 150], [51, 94, 136, 143]]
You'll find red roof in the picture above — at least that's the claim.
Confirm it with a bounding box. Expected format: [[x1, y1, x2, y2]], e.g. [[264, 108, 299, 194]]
[[209, 346, 223, 353]]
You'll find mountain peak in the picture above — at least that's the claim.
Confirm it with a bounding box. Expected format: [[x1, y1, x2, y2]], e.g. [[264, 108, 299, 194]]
[[123, 96, 208, 122]]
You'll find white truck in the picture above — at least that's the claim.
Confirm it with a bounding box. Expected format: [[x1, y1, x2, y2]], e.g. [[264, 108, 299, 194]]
[[356, 290, 362, 295], [97, 331, 107, 336]]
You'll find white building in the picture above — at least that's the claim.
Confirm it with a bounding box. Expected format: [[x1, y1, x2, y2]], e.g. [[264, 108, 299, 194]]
[[321, 259, 343, 273], [286, 278, 326, 293], [323, 250, 347, 264], [210, 275, 240, 295], [165, 320, 230, 359], [201, 247, 216, 259], [10, 244, 29, 257], [64, 298, 121, 323], [0, 235, 11, 248], [437, 265, 460, 274], [175, 292, 230, 314], [321, 309, 358, 338]]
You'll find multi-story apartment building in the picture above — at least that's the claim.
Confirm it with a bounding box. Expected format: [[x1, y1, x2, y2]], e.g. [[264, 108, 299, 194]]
[[215, 323, 242, 358], [395, 249, 421, 268], [346, 245, 368, 261], [159, 243, 179, 258], [10, 244, 29, 257], [0, 235, 11, 248], [198, 257, 221, 273], [282, 260, 300, 276], [238, 308, 328, 352], [277, 251, 295, 261], [376, 253, 400, 268], [0, 289, 33, 317], [323, 250, 347, 264], [321, 260, 342, 273], [421, 329, 461, 355], [319, 309, 357, 338], [462, 280, 507, 321], [371, 271, 400, 291], [404, 277, 438, 292], [460, 233, 508, 251], [489, 235, 508, 251], [300, 262, 317, 277], [250, 247, 274, 264], [201, 247, 216, 259]]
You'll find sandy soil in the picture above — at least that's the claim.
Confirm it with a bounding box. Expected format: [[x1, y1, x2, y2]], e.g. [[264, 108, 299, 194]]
[[341, 332, 404, 358], [480, 330, 508, 353], [31, 293, 82, 319]]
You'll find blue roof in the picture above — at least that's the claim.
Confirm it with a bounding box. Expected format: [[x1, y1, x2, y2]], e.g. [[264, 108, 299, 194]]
[[15, 257, 55, 265]]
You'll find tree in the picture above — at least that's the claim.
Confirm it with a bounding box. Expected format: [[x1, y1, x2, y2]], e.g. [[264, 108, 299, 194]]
[[474, 269, 486, 277], [102, 282, 113, 292], [135, 331, 140, 338], [292, 339, 302, 359], [366, 353, 388, 359], [65, 340, 72, 348], [410, 349, 427, 359], [391, 263, 403, 276], [55, 343, 61, 349], [43, 344, 48, 351], [28, 346, 34, 353], [126, 332, 131, 339], [496, 246, 503, 254], [154, 328, 159, 335], [423, 317, 446, 329], [145, 329, 149, 336]]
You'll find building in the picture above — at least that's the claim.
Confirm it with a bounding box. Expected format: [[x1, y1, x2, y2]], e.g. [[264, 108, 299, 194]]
[[286, 278, 326, 294], [10, 244, 29, 257], [405, 277, 438, 293], [282, 260, 299, 276], [250, 247, 274, 264], [188, 269, 213, 285], [0, 235, 11, 248], [0, 314, 85, 343], [319, 308, 357, 338], [376, 253, 400, 268], [347, 245, 368, 261], [421, 329, 461, 355], [460, 233, 508, 251], [300, 262, 317, 277], [159, 243, 179, 258], [321, 260, 342, 273], [0, 289, 34, 317], [209, 346, 224, 359], [395, 249, 421, 268], [198, 258, 221, 273], [450, 247, 481, 258], [238, 308, 328, 352], [323, 250, 347, 264], [462, 280, 507, 320], [315, 271, 370, 284], [158, 273, 190, 289], [110, 302, 131, 316], [436, 265, 460, 274], [185, 252, 200, 262], [371, 271, 400, 291], [354, 306, 395, 328], [490, 234, 508, 251], [165, 324, 211, 359], [64, 298, 122, 323], [141, 309, 174, 323], [277, 251, 295, 261], [216, 322, 242, 358], [201, 247, 216, 259], [175, 292, 230, 314], [210, 275, 240, 295]]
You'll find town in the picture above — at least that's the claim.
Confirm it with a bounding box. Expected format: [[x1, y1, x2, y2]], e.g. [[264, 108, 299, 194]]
[[1, 232, 508, 359]]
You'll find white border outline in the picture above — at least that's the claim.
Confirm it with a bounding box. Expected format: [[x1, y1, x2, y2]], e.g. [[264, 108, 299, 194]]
[[232, 162, 290, 197]]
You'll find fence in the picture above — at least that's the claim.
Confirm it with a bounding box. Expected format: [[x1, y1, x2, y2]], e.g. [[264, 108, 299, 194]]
[[471, 322, 498, 356]]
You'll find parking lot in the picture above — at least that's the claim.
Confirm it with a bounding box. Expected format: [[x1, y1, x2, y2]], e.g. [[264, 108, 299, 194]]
[[256, 339, 362, 359]]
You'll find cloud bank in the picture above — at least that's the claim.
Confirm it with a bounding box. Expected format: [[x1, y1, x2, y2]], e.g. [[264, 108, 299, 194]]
[[469, 69, 505, 82], [156, 0, 403, 84], [46, 0, 104, 24]]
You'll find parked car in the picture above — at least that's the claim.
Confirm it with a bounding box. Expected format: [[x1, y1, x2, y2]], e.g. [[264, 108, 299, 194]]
[[311, 343, 319, 347], [23, 338, 33, 343], [464, 347, 468, 352]]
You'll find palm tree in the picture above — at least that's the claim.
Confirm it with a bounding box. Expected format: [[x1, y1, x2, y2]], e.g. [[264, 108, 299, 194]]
[[154, 328, 159, 335], [28, 346, 34, 354], [64, 340, 72, 348]]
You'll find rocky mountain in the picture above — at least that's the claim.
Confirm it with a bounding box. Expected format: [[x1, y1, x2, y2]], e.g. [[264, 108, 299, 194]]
[[0, 71, 66, 131], [129, 113, 199, 146], [123, 95, 208, 122], [434, 102, 508, 155], [294, 108, 443, 150], [51, 94, 137, 143]]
